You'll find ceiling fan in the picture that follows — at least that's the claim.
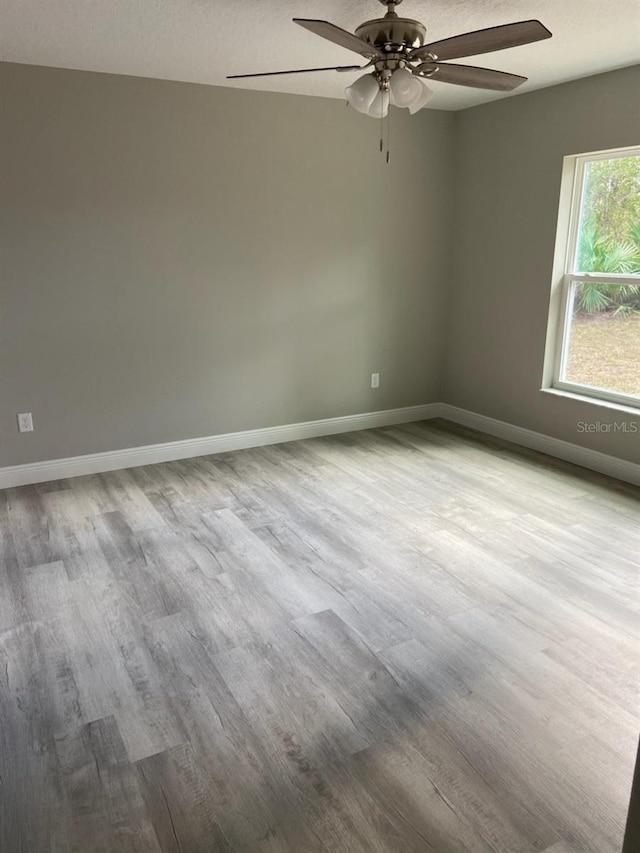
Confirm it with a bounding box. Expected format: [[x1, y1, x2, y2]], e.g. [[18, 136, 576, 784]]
[[227, 0, 552, 118]]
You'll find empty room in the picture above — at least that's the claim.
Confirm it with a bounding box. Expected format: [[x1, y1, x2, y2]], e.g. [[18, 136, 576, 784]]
[[1, 1, 639, 851]]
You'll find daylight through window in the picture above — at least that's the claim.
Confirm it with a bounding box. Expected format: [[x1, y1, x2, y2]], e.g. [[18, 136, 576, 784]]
[[551, 147, 640, 408]]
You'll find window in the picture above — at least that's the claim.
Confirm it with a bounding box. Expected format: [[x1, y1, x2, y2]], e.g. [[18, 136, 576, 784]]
[[546, 146, 640, 409]]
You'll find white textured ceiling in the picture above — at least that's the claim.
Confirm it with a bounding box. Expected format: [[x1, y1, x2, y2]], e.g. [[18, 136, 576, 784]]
[[1, 0, 639, 110]]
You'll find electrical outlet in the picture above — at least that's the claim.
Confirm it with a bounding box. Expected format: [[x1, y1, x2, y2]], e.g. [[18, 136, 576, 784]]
[[17, 412, 34, 433], [371, 373, 380, 389]]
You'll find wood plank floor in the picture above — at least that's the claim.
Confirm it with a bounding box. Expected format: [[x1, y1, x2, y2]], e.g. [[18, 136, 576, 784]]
[[1, 419, 638, 853]]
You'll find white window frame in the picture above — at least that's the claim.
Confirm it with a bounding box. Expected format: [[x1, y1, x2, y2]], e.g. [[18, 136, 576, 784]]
[[544, 145, 640, 411]]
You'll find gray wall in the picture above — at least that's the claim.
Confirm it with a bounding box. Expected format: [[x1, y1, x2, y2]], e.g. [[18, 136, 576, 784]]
[[0, 62, 454, 466], [444, 65, 640, 464], [2, 61, 639, 470]]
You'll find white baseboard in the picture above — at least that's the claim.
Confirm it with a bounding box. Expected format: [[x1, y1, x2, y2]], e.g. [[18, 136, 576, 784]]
[[0, 403, 441, 489], [1, 402, 637, 489], [440, 404, 640, 487]]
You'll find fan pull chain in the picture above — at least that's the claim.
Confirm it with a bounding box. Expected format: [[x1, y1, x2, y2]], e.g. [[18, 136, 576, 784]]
[[379, 99, 390, 163], [386, 108, 391, 164]]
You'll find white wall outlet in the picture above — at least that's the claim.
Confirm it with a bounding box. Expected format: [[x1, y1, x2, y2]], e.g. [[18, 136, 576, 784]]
[[370, 373, 380, 389], [17, 412, 34, 432]]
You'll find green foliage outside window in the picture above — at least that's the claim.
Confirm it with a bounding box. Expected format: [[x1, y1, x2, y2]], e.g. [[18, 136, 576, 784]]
[[575, 156, 640, 315]]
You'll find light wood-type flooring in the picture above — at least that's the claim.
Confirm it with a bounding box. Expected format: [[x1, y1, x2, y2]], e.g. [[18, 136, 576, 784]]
[[1, 419, 638, 852]]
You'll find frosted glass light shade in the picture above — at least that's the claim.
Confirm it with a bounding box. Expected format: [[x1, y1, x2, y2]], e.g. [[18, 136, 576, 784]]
[[345, 73, 380, 114], [367, 88, 390, 118], [408, 80, 434, 113], [389, 68, 422, 108]]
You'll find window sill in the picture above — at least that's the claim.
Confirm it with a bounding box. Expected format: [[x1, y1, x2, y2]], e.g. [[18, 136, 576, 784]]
[[540, 386, 640, 416]]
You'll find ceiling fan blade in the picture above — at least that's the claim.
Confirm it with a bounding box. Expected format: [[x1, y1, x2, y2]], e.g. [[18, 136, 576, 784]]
[[227, 64, 363, 79], [416, 62, 527, 91], [411, 20, 551, 62], [293, 19, 382, 59]]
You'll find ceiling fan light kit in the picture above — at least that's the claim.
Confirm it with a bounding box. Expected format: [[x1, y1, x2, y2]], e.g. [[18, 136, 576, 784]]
[[344, 72, 379, 114], [344, 68, 429, 117], [228, 0, 552, 119], [369, 87, 391, 119]]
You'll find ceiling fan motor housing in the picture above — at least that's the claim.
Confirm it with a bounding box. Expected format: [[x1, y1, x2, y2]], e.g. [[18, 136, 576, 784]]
[[355, 16, 426, 53]]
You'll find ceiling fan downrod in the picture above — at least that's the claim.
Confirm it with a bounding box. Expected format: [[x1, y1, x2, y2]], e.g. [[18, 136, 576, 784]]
[[357, 1, 426, 55]]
